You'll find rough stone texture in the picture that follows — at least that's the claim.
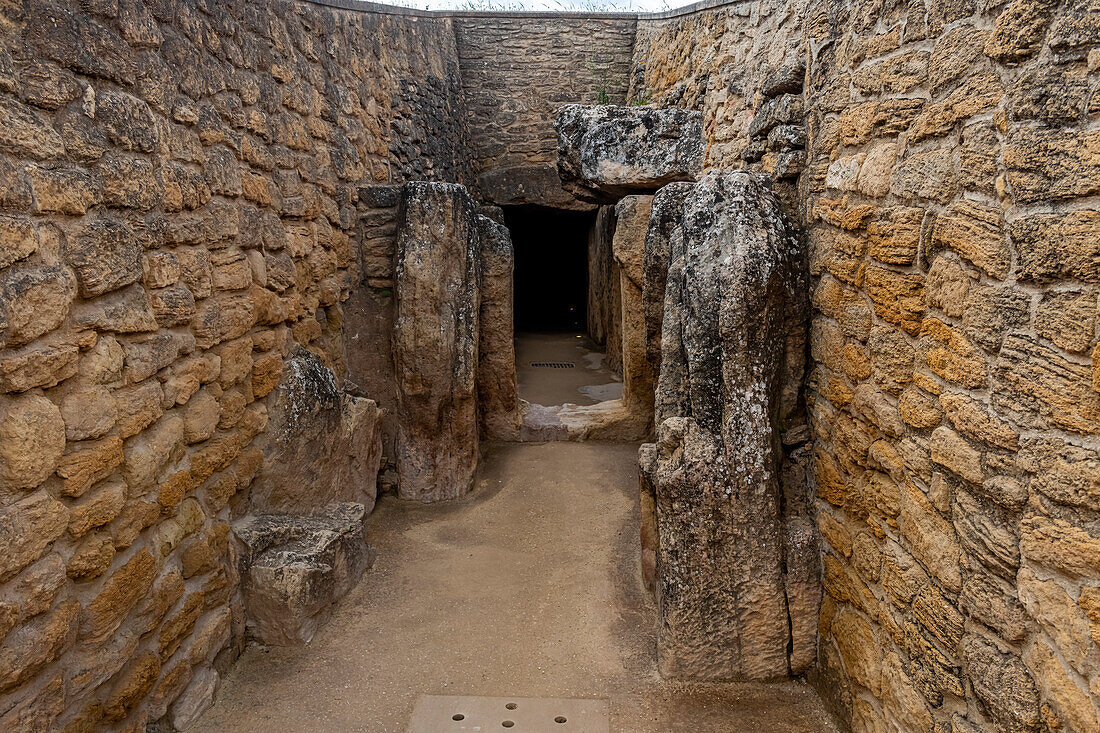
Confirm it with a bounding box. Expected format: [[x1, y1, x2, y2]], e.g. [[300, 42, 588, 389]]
[[555, 104, 704, 202], [233, 503, 374, 645], [1, 0, 1097, 728], [393, 182, 481, 502], [629, 0, 810, 204], [476, 215, 521, 440], [613, 194, 656, 426], [639, 171, 812, 681], [751, 0, 1100, 726], [642, 181, 694, 378], [455, 15, 636, 209], [0, 0, 469, 728], [250, 347, 383, 515], [587, 204, 621, 374]]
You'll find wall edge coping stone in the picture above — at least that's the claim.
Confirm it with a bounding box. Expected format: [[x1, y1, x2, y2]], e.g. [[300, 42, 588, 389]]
[[300, 0, 756, 22]]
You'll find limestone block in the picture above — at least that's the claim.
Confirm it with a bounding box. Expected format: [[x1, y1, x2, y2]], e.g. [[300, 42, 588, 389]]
[[554, 105, 703, 202], [233, 503, 374, 645], [0, 264, 76, 347], [640, 171, 810, 680], [64, 217, 142, 297], [251, 347, 382, 515], [477, 163, 588, 211], [393, 182, 480, 502], [962, 634, 1041, 733]]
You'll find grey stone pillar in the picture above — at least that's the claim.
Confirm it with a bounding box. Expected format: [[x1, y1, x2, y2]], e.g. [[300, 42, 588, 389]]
[[476, 215, 521, 440], [642, 171, 816, 680]]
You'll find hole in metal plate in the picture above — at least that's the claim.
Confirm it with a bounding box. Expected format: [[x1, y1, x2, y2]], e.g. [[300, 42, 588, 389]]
[[407, 695, 609, 732], [530, 361, 575, 368]]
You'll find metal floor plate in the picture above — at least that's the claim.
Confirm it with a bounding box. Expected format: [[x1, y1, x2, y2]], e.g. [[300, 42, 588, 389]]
[[407, 695, 609, 733]]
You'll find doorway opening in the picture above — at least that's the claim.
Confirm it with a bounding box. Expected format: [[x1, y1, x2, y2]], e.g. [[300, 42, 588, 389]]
[[502, 205, 622, 408]]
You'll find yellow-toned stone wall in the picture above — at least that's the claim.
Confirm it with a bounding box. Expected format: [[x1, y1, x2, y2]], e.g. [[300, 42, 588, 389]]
[[631, 0, 810, 198], [804, 0, 1100, 729], [635, 0, 1100, 729], [0, 0, 467, 729]]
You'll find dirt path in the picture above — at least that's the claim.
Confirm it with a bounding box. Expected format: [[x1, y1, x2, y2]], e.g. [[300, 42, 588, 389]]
[[194, 442, 839, 732]]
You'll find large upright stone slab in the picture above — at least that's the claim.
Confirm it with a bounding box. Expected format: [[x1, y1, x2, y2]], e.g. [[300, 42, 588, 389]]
[[642, 182, 694, 378], [612, 195, 655, 424], [586, 205, 619, 369], [251, 347, 383, 515], [554, 105, 703, 202], [477, 214, 521, 440], [393, 183, 481, 502], [641, 171, 813, 681]]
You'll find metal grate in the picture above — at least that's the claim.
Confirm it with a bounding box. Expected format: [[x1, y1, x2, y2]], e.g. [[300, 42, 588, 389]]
[[407, 695, 609, 732], [530, 362, 575, 369]]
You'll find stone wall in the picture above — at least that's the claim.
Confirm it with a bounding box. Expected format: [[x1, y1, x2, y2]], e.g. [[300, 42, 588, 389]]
[[0, 0, 466, 728], [802, 0, 1100, 730], [630, 0, 809, 204], [454, 13, 637, 208], [630, 0, 1100, 729]]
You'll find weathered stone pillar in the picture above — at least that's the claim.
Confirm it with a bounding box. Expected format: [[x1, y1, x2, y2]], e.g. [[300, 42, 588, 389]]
[[612, 195, 655, 424], [642, 182, 694, 380], [393, 183, 481, 502], [587, 205, 615, 350], [642, 171, 814, 681], [477, 215, 521, 440]]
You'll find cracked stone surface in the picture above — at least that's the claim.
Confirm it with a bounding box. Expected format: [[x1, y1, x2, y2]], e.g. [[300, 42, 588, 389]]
[[554, 105, 704, 202]]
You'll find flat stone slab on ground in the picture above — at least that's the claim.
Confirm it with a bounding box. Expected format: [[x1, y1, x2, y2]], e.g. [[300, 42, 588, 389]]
[[407, 695, 609, 732]]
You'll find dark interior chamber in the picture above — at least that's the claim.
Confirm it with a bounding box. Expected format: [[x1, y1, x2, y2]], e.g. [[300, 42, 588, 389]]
[[503, 205, 594, 333]]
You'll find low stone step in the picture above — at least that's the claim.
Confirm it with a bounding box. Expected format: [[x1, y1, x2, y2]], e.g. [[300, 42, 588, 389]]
[[233, 502, 374, 645]]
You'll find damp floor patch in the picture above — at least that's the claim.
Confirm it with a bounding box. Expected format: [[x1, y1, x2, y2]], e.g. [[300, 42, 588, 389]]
[[407, 695, 609, 732], [530, 362, 576, 369]]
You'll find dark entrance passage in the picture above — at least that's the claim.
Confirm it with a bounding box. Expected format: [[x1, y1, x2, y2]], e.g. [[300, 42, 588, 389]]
[[503, 205, 620, 408], [503, 205, 593, 332]]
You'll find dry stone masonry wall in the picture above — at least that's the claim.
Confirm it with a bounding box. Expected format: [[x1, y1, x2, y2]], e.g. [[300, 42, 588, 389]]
[[455, 13, 637, 208], [0, 0, 467, 729], [796, 0, 1100, 729], [629, 0, 1100, 728]]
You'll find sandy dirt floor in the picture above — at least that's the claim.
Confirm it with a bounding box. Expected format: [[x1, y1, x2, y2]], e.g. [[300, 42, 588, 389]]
[[515, 332, 623, 406], [194, 442, 840, 733]]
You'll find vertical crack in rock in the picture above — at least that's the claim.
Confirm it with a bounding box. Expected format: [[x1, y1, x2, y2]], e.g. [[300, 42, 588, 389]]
[[393, 182, 482, 502], [641, 171, 817, 681]]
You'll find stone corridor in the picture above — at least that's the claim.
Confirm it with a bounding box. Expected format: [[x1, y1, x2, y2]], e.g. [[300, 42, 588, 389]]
[[192, 441, 838, 732]]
